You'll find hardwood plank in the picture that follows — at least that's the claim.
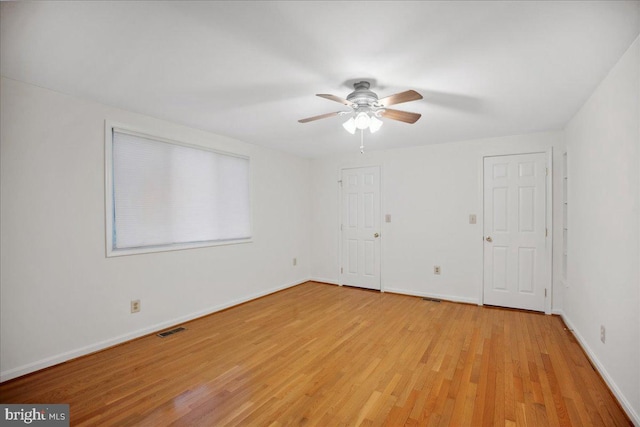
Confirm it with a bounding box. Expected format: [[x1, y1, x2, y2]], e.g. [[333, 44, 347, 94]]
[[0, 282, 632, 426]]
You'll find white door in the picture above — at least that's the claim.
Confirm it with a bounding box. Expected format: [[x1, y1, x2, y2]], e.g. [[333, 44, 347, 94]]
[[341, 166, 381, 290], [483, 153, 548, 311]]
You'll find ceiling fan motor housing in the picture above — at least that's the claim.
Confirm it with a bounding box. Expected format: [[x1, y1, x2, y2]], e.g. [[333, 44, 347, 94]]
[[347, 81, 380, 107]]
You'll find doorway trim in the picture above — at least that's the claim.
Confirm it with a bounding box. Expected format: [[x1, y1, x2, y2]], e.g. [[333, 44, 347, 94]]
[[478, 148, 553, 314]]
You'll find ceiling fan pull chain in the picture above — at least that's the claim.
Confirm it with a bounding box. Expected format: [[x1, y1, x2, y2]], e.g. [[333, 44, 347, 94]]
[[360, 129, 365, 154]]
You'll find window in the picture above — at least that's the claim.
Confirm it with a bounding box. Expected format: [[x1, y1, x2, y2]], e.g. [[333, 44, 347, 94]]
[[105, 124, 251, 256]]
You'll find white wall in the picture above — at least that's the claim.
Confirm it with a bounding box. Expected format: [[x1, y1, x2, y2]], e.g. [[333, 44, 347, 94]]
[[0, 77, 311, 381], [563, 37, 640, 424], [310, 131, 565, 308]]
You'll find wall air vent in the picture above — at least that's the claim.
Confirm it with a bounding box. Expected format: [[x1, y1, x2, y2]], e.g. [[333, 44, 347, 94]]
[[157, 327, 186, 338]]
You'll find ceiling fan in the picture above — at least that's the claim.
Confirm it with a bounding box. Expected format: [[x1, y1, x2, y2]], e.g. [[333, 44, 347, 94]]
[[298, 81, 423, 134]]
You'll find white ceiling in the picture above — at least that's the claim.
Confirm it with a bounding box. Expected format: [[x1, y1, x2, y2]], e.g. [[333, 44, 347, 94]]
[[2, 1, 639, 158]]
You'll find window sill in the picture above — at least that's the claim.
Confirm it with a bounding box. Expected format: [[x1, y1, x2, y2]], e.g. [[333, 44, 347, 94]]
[[106, 238, 253, 257]]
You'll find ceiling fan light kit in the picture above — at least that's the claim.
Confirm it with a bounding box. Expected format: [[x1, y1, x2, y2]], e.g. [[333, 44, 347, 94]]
[[342, 112, 383, 135], [299, 81, 423, 151]]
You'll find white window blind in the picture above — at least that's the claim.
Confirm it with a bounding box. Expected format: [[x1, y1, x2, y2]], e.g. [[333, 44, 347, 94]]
[[109, 129, 251, 254]]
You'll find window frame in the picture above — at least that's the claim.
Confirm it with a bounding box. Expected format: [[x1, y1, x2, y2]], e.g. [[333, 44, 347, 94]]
[[104, 121, 252, 257]]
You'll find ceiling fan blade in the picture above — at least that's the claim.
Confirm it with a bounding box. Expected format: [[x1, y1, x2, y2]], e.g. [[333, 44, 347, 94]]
[[316, 94, 355, 107], [378, 90, 423, 107], [298, 111, 342, 123], [381, 108, 421, 124]]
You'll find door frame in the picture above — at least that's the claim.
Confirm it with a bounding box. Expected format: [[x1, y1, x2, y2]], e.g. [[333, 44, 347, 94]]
[[478, 148, 553, 314], [338, 164, 383, 291]]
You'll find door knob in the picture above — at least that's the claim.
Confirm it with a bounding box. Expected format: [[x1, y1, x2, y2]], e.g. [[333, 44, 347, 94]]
[[486, 236, 492, 242], [374, 233, 380, 238]]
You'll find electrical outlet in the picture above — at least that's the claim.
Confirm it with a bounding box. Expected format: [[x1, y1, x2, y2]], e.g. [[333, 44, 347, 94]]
[[292, 257, 297, 266], [131, 300, 141, 313], [600, 325, 605, 343], [434, 266, 441, 275], [385, 214, 391, 223], [469, 214, 477, 224]]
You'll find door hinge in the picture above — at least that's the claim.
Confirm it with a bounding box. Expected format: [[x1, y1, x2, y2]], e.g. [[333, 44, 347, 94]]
[[546, 168, 549, 176], [545, 228, 548, 237], [545, 288, 548, 297], [341, 267, 343, 274], [341, 224, 343, 231]]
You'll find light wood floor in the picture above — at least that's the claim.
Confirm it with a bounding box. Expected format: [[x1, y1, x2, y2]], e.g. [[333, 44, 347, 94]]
[[0, 282, 631, 426]]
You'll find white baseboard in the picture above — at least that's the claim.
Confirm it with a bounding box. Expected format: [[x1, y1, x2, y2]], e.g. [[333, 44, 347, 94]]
[[559, 312, 640, 426], [309, 277, 341, 286], [383, 287, 479, 305], [0, 278, 308, 383]]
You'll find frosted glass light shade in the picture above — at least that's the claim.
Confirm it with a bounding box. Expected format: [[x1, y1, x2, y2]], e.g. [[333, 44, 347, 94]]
[[354, 112, 371, 130], [342, 117, 356, 134], [369, 115, 383, 133]]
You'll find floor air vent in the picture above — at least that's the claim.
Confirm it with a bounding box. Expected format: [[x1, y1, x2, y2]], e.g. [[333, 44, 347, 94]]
[[157, 327, 186, 338], [422, 297, 441, 303]]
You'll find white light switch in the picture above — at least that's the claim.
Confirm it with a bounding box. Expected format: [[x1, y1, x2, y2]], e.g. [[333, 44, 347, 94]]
[[385, 214, 391, 223], [469, 214, 477, 224]]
